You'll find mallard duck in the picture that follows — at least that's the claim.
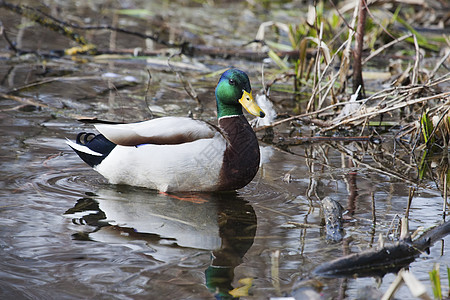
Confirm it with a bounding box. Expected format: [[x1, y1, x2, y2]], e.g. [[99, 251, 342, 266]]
[[67, 69, 265, 192]]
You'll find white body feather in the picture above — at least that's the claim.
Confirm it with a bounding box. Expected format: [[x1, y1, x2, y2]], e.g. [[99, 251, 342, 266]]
[[94, 132, 227, 192]]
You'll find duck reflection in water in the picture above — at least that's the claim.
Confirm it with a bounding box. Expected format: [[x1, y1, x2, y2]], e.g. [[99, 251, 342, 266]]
[[64, 187, 257, 299]]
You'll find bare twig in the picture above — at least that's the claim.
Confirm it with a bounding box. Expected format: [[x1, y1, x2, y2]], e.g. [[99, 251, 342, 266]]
[[256, 72, 449, 134], [0, 92, 48, 108], [144, 69, 154, 119], [167, 53, 202, 110], [382, 269, 431, 300], [362, 0, 397, 41], [0, 19, 18, 53], [428, 51, 450, 81], [444, 172, 447, 221], [305, 39, 348, 112], [328, 0, 352, 30], [292, 135, 373, 143], [362, 34, 413, 65], [425, 105, 450, 149], [406, 187, 415, 219], [255, 88, 392, 132], [322, 91, 450, 132], [318, 40, 349, 107], [306, 21, 324, 112], [371, 192, 376, 226], [411, 34, 420, 85], [333, 143, 421, 186], [428, 72, 450, 88]]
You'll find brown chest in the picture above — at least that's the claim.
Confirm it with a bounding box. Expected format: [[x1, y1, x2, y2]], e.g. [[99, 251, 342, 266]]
[[217, 115, 260, 190]]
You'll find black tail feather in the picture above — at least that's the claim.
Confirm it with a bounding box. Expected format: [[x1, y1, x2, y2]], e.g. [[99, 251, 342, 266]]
[[71, 133, 116, 167], [77, 118, 125, 125]]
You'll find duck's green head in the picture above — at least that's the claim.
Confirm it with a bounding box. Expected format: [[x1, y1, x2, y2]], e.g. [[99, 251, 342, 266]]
[[215, 69, 265, 119]]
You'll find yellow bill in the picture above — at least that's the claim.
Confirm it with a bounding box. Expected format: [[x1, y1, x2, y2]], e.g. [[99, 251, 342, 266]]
[[238, 90, 265, 118]]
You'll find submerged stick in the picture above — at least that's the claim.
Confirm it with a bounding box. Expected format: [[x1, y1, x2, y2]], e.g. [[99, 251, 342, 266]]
[[0, 92, 48, 109], [0, 1, 90, 46], [313, 220, 450, 278]]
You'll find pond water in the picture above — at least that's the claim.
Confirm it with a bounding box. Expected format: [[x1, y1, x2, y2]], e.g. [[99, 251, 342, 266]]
[[1, 1, 449, 299]]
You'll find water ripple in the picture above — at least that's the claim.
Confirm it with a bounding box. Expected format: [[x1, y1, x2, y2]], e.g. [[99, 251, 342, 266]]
[[34, 170, 105, 197]]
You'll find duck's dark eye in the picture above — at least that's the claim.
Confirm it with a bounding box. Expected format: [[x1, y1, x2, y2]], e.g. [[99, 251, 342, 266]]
[[228, 79, 235, 85]]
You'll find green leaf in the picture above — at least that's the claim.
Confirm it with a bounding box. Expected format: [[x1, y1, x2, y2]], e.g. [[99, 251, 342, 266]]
[[367, 121, 398, 127], [265, 40, 293, 52], [331, 13, 339, 28], [391, 5, 401, 23], [268, 50, 289, 70], [429, 265, 442, 299], [421, 111, 435, 145], [116, 9, 154, 17], [395, 16, 439, 51], [419, 150, 429, 180], [297, 38, 308, 79]]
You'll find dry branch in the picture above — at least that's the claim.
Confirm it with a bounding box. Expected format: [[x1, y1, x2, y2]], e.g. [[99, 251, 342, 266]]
[[0, 92, 48, 109], [362, 34, 413, 65], [255, 84, 450, 133], [322, 91, 450, 132], [332, 142, 424, 187]]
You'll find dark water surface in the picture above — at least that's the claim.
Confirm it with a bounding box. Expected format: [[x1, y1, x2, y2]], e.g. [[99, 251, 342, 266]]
[[1, 1, 449, 299]]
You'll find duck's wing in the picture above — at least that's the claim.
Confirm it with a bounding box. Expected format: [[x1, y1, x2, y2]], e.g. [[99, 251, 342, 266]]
[[94, 116, 219, 146]]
